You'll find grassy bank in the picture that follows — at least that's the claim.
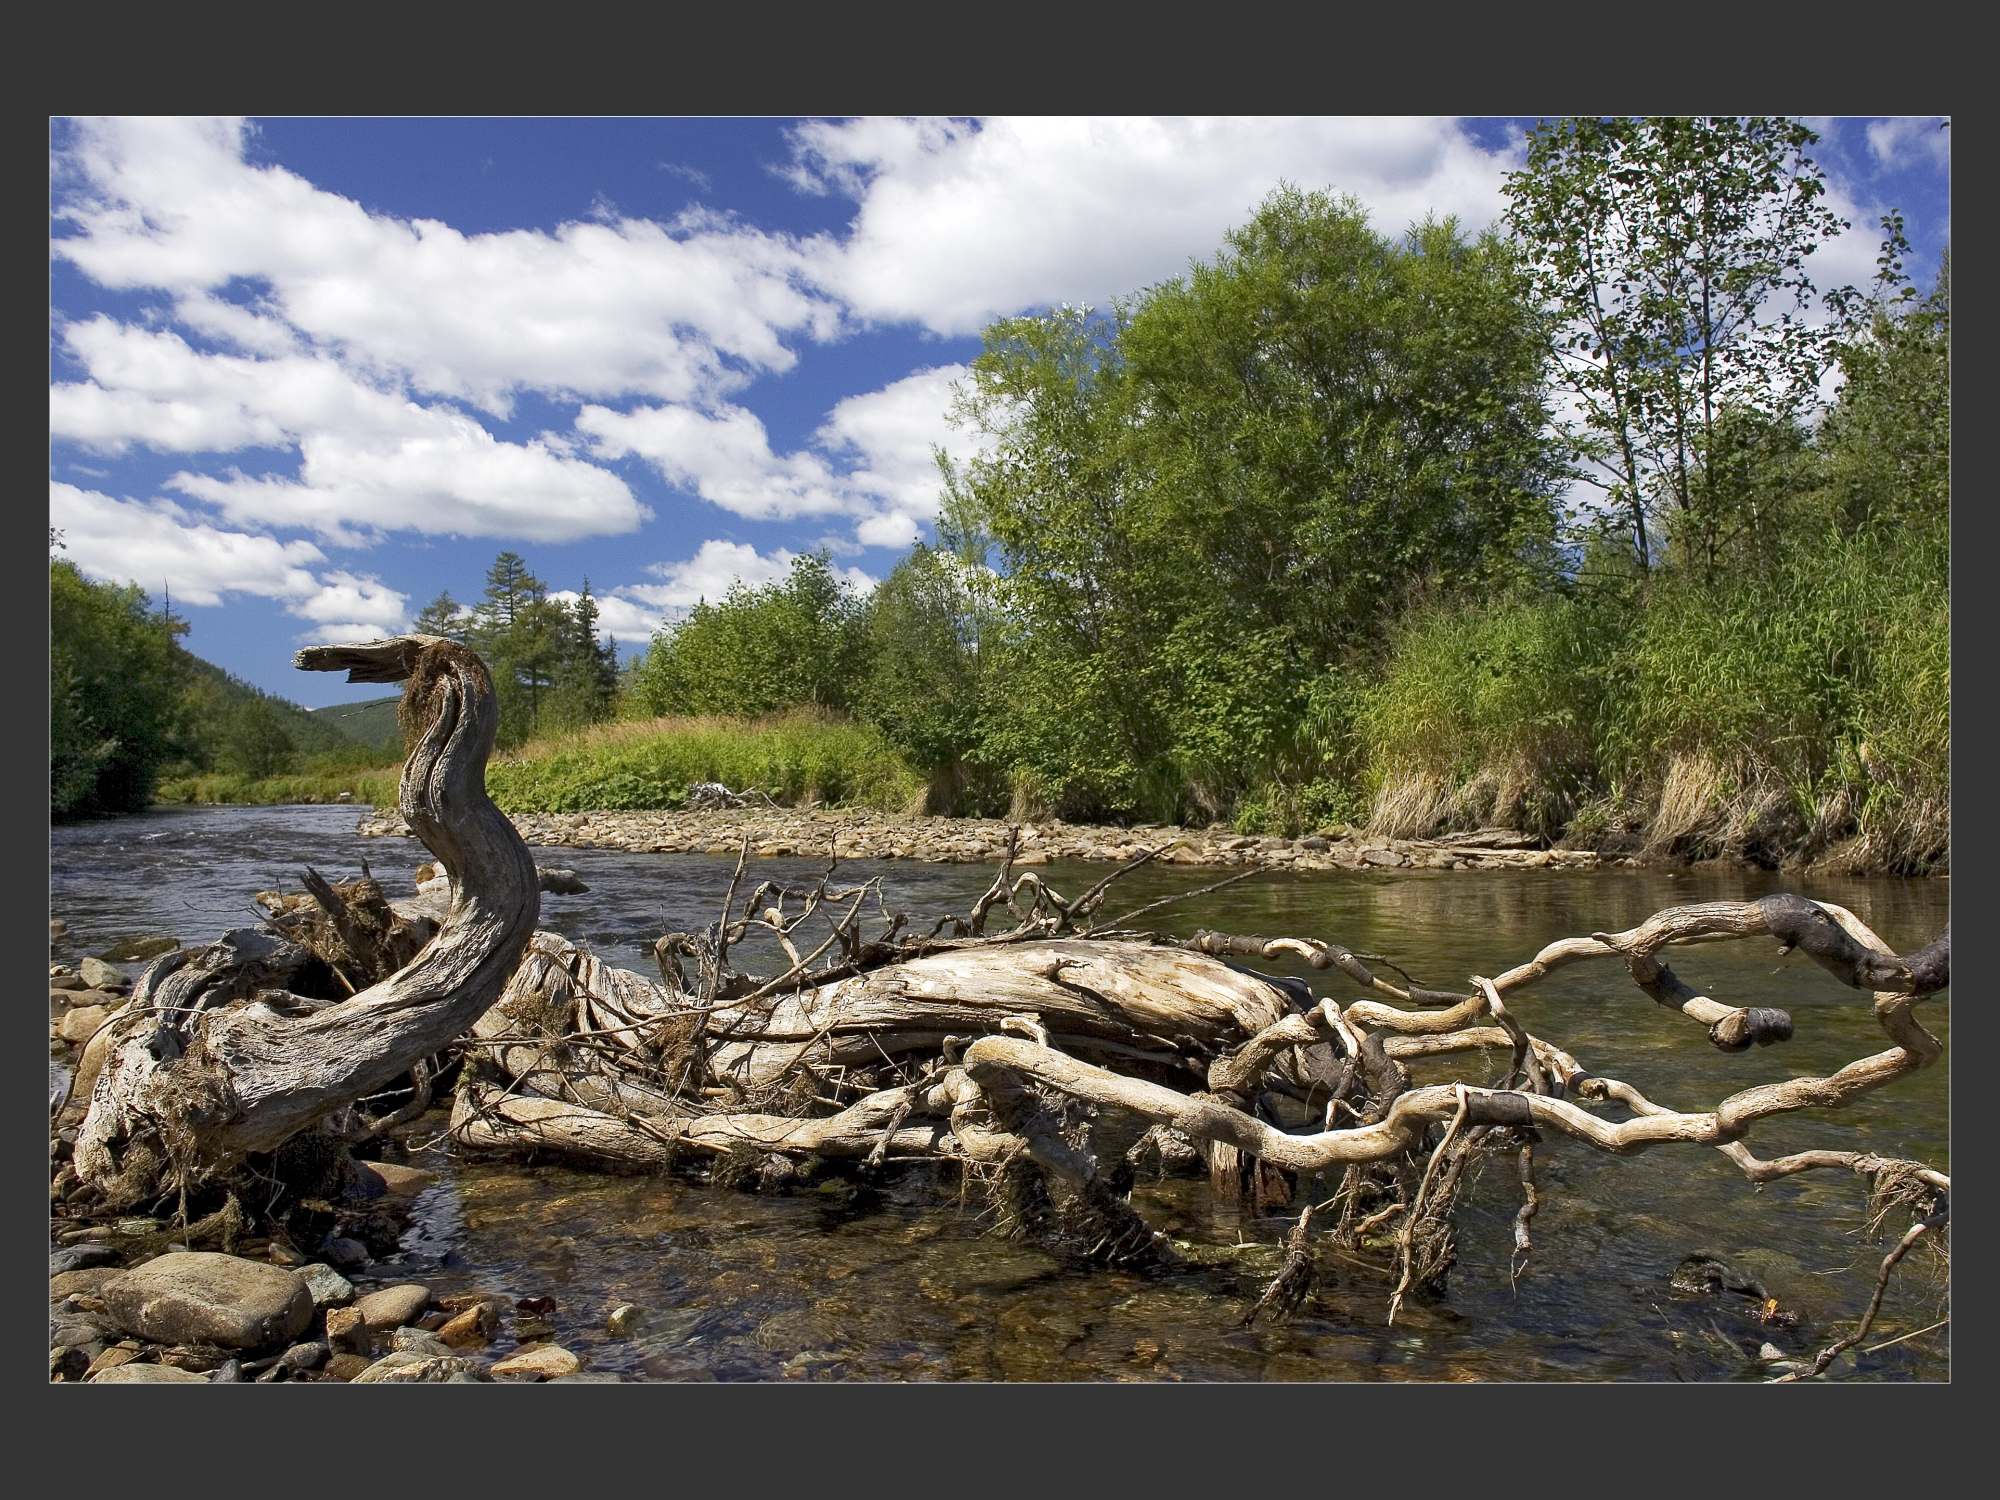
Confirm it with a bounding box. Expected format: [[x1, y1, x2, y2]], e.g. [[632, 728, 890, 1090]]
[[483, 709, 925, 814], [155, 765, 403, 807], [1352, 527, 1948, 874]]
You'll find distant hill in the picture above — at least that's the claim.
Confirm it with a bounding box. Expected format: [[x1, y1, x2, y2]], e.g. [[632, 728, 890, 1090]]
[[311, 695, 403, 754], [177, 651, 361, 756]]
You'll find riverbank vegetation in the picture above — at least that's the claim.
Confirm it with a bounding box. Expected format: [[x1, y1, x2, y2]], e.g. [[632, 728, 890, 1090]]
[[56, 118, 1946, 874], [613, 122, 1950, 873]]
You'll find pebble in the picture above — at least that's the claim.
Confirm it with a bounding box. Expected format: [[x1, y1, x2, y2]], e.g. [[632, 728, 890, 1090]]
[[389, 1327, 453, 1357], [320, 1237, 370, 1269], [352, 1351, 484, 1383], [323, 1307, 370, 1352], [324, 1352, 373, 1382], [50, 1267, 123, 1300], [348, 1160, 438, 1200], [360, 807, 1610, 875], [438, 1304, 497, 1348], [84, 1346, 143, 1378]]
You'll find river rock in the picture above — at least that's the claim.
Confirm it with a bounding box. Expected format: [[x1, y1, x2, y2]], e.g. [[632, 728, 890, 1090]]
[[277, 1340, 330, 1374], [389, 1327, 453, 1357], [537, 866, 589, 894], [323, 1306, 369, 1352], [90, 1361, 210, 1383], [50, 971, 87, 991], [551, 1372, 627, 1383], [78, 958, 125, 991], [100, 1253, 313, 1351], [492, 1344, 581, 1380], [320, 1236, 369, 1269], [51, 1268, 124, 1300], [606, 1304, 648, 1338], [324, 1352, 373, 1381], [52, 1244, 120, 1276], [50, 1308, 109, 1352], [59, 1006, 112, 1045], [349, 1160, 438, 1200], [84, 1345, 143, 1378], [99, 935, 179, 962], [297, 1263, 355, 1310], [438, 1304, 497, 1347], [354, 1283, 433, 1330], [51, 918, 68, 945], [352, 1350, 481, 1383]]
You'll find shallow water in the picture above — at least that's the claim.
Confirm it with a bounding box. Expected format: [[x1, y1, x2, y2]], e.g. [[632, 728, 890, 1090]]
[[51, 805, 1950, 1381]]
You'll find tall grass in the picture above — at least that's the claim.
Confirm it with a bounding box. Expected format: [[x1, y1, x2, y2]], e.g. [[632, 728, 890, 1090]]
[[1357, 593, 1613, 840], [483, 708, 925, 814], [1350, 526, 1947, 872]]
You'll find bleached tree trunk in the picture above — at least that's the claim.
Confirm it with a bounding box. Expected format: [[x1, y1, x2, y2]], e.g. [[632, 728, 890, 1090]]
[[73, 637, 540, 1208]]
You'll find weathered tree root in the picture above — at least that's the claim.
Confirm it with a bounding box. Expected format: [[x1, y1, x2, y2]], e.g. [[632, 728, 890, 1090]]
[[71, 636, 540, 1209]]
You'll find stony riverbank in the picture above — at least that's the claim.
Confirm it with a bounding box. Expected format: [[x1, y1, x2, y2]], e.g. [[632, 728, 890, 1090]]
[[357, 806, 1616, 873]]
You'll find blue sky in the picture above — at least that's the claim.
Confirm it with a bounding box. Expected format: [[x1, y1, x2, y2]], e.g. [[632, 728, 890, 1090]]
[[50, 117, 1950, 708]]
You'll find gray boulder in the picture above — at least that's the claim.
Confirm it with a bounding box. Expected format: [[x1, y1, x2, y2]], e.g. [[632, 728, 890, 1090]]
[[99, 1253, 313, 1351]]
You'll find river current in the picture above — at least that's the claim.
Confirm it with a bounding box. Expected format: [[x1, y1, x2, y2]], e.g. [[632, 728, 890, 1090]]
[[50, 804, 1950, 1381]]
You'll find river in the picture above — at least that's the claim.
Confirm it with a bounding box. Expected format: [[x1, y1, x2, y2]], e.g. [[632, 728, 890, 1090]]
[[51, 804, 1950, 1381]]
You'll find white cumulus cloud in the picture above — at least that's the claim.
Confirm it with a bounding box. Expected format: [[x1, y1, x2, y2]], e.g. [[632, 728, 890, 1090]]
[[54, 116, 843, 415], [784, 116, 1523, 336], [577, 364, 982, 548], [1865, 117, 1950, 172], [51, 482, 325, 606]]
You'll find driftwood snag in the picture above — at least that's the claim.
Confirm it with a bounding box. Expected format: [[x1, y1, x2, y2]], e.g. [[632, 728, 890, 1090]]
[[62, 638, 1949, 1378], [73, 636, 540, 1208]]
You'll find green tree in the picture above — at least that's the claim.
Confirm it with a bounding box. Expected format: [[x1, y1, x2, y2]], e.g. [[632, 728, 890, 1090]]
[[469, 552, 554, 744], [631, 552, 867, 719], [1816, 225, 1949, 534], [1502, 117, 1852, 575], [539, 582, 620, 733], [857, 543, 998, 807], [944, 187, 1562, 817], [217, 697, 297, 778], [50, 560, 188, 817], [412, 590, 470, 641]]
